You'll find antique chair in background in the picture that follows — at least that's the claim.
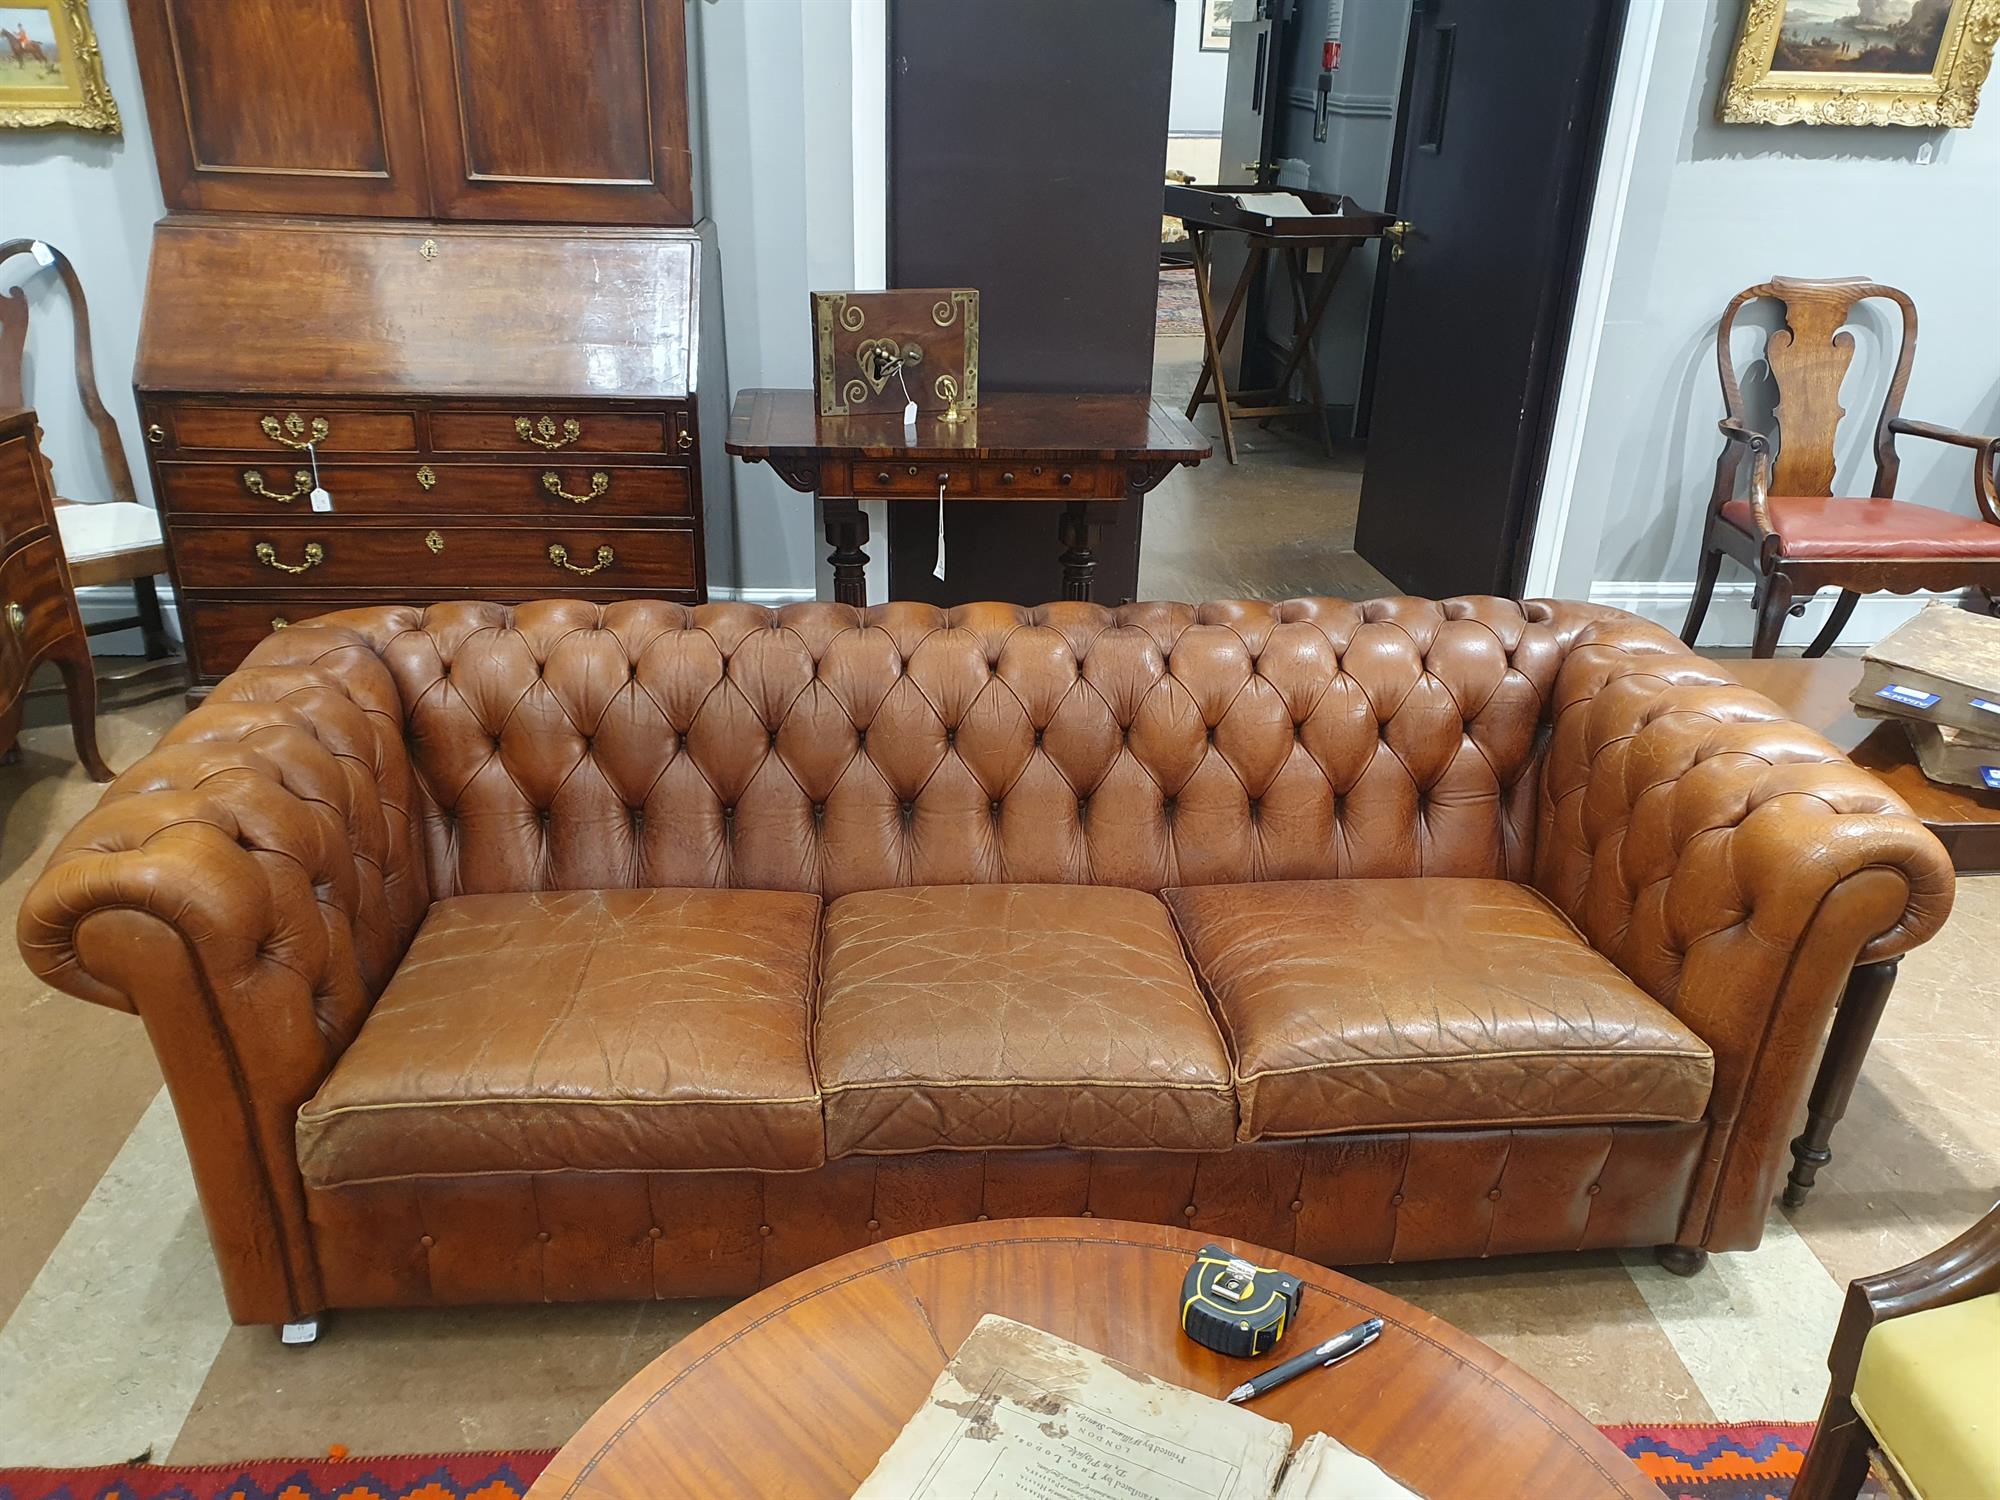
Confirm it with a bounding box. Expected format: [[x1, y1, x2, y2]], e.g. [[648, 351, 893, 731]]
[[1680, 277, 2000, 658], [0, 239, 175, 671], [1793, 1199, 2000, 1500]]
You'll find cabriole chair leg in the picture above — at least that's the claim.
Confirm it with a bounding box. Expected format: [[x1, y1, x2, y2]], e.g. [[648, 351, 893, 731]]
[[1680, 547, 1724, 646]]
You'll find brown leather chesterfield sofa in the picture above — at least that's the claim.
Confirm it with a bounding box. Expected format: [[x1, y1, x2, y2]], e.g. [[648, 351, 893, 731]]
[[19, 597, 1954, 1340]]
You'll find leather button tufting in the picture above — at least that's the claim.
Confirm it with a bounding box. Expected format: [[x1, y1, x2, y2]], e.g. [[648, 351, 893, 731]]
[[419, 1234, 435, 1248], [758, 1223, 772, 1236], [976, 1212, 989, 1221], [1586, 1184, 1602, 1197], [537, 1230, 551, 1242], [1182, 1204, 1197, 1218], [1487, 1188, 1503, 1201], [866, 1218, 880, 1231], [648, 1226, 664, 1239], [1391, 1193, 1405, 1207], [1289, 1199, 1304, 1213], [1079, 1209, 1093, 1217]]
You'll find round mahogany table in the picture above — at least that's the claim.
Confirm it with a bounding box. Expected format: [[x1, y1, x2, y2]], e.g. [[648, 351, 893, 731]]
[[529, 1218, 1662, 1499]]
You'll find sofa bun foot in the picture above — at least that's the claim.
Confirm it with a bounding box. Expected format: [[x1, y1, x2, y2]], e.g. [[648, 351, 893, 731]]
[[1654, 1245, 1708, 1277], [278, 1316, 323, 1346]]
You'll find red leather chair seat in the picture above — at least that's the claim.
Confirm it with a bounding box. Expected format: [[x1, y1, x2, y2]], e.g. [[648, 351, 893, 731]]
[[1720, 496, 2000, 560]]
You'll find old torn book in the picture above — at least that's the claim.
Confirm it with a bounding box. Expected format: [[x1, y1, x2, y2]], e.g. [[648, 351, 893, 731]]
[[1853, 602, 2000, 737], [1903, 720, 2000, 791], [851, 1315, 1419, 1500]]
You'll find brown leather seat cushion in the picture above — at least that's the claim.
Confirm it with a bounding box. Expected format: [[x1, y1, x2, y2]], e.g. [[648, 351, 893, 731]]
[[297, 888, 825, 1186], [1164, 878, 1713, 1142], [1721, 496, 2000, 560], [814, 884, 1236, 1156]]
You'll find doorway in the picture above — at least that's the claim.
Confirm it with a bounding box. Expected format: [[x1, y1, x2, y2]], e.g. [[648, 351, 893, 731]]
[[1141, 0, 1628, 603], [1142, 0, 1408, 602]]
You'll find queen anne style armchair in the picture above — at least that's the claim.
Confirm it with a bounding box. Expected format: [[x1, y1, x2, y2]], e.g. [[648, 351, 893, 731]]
[[1794, 1200, 2000, 1500], [1680, 277, 2000, 658]]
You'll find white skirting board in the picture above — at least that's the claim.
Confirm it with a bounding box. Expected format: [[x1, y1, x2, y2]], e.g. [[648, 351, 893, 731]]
[[1590, 580, 1961, 650]]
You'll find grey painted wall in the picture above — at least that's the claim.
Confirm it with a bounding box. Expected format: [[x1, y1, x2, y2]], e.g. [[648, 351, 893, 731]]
[[0, 0, 163, 512], [1268, 0, 1413, 416], [1562, 0, 2000, 599], [1170, 0, 1229, 134]]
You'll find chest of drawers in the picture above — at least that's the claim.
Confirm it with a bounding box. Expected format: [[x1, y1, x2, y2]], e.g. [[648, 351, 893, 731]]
[[135, 216, 721, 686]]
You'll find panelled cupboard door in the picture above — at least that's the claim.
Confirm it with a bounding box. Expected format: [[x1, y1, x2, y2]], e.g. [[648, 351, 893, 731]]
[[407, 0, 694, 225], [128, 0, 433, 217]]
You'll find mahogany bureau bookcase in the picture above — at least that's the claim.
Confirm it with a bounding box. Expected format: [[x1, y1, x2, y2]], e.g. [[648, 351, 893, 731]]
[[120, 0, 723, 687]]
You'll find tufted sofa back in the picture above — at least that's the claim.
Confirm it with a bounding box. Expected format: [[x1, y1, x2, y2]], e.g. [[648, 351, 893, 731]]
[[236, 595, 1630, 901]]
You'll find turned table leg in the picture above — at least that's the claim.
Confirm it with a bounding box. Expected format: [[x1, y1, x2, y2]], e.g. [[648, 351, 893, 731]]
[[822, 497, 871, 609], [1786, 957, 1900, 1208], [1058, 502, 1101, 602]]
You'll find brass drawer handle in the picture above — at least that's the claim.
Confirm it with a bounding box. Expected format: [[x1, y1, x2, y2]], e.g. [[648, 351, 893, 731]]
[[517, 416, 582, 450], [541, 470, 610, 505], [676, 428, 693, 452], [260, 413, 329, 450], [5, 601, 24, 636], [548, 542, 614, 576], [254, 540, 326, 574], [145, 423, 165, 446], [242, 468, 312, 503]]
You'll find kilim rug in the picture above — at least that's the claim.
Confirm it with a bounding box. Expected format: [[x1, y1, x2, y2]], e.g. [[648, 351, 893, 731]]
[[1157, 266, 1205, 338], [0, 1426, 1896, 1498]]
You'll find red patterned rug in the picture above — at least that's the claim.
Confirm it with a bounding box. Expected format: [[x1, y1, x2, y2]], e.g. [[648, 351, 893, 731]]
[[0, 1426, 1892, 1498]]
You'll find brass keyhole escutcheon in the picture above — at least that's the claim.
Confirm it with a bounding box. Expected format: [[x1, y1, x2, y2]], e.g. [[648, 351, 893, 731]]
[[419, 238, 439, 262], [416, 465, 437, 491], [271, 617, 290, 631], [424, 530, 444, 554], [5, 601, 24, 636]]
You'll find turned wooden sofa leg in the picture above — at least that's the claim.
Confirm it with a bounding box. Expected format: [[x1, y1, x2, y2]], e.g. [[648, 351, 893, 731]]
[[1787, 958, 1900, 1209], [1655, 1245, 1708, 1277]]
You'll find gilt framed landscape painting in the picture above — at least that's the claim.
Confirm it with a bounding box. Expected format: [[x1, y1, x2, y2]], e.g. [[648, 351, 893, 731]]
[[1722, 0, 2000, 125], [0, 0, 119, 132]]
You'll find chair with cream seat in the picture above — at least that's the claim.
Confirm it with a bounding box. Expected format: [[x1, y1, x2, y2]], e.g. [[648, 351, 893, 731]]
[[1, 238, 176, 670], [1794, 1200, 2000, 1499]]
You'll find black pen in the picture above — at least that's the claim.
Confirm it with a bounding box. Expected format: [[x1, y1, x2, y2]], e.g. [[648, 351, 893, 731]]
[[1225, 1317, 1383, 1404]]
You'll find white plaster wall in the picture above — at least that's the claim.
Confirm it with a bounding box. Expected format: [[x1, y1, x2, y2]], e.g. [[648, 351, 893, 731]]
[[0, 0, 163, 508], [1543, 0, 2000, 642], [1170, 0, 1229, 135]]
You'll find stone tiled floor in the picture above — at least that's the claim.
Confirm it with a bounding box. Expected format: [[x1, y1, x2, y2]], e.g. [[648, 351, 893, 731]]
[[0, 659, 1994, 1465]]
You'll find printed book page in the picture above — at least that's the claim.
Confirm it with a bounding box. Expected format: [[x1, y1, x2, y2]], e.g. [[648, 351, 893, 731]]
[[850, 1315, 1293, 1500], [1272, 1433, 1421, 1500]]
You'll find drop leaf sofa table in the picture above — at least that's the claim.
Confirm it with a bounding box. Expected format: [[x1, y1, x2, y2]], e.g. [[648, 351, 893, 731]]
[[724, 388, 1210, 604], [15, 596, 1954, 1345], [527, 1218, 1663, 1499]]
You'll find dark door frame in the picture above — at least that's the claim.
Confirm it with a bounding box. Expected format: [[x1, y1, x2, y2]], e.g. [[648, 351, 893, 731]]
[[1354, 0, 1632, 595]]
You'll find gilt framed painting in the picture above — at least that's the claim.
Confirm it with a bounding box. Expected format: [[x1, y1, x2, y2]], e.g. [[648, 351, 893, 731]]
[[0, 0, 119, 133], [1721, 0, 2000, 126]]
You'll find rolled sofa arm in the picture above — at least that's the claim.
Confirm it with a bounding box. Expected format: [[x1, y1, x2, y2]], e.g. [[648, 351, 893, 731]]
[[1534, 615, 1954, 1252], [17, 650, 428, 1324]]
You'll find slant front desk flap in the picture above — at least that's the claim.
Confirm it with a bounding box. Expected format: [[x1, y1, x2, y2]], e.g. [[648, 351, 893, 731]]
[[135, 217, 697, 400]]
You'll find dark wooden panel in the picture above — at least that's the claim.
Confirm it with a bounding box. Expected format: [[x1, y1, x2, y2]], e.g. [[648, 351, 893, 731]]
[[171, 523, 697, 592], [410, 0, 693, 224], [135, 218, 699, 400], [430, 411, 671, 454], [163, 405, 419, 454], [128, 0, 431, 216], [0, 533, 76, 666], [886, 0, 1174, 605], [158, 461, 692, 519]]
